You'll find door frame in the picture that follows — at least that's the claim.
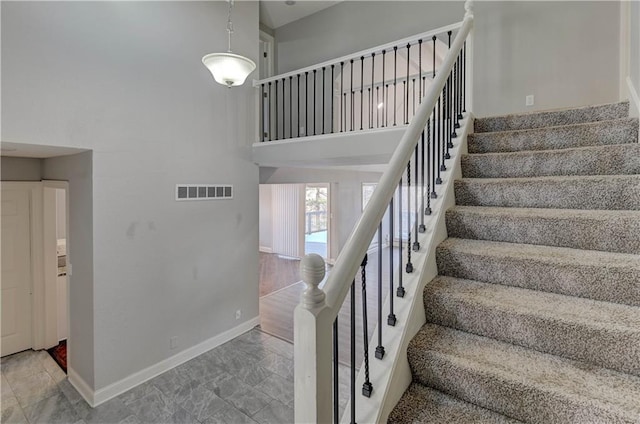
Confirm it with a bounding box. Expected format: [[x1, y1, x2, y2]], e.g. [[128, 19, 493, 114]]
[[1, 181, 69, 354], [42, 181, 69, 354]]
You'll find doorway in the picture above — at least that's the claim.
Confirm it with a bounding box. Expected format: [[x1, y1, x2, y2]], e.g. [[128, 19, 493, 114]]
[[304, 184, 329, 259], [0, 181, 69, 373]]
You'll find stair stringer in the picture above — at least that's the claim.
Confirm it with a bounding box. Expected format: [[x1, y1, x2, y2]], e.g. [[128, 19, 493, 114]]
[[347, 115, 474, 424]]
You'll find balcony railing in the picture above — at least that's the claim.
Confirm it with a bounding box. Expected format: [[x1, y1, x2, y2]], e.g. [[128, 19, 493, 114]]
[[254, 22, 464, 142]]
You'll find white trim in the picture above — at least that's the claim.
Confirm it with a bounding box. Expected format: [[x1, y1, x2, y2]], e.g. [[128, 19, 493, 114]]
[[68, 367, 95, 407], [620, 1, 631, 101], [626, 76, 640, 119], [259, 246, 273, 253], [86, 317, 260, 407]]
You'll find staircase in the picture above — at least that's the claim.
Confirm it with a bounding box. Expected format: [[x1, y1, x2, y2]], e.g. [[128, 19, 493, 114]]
[[388, 101, 640, 423]]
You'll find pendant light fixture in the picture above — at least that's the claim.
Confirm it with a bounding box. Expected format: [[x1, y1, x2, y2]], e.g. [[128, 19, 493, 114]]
[[202, 0, 256, 88]]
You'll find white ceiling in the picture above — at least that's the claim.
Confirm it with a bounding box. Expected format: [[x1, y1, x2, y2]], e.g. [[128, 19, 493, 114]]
[[260, 0, 341, 30]]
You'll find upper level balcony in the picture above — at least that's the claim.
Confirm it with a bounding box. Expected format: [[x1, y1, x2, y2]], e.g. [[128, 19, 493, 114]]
[[252, 24, 461, 169]]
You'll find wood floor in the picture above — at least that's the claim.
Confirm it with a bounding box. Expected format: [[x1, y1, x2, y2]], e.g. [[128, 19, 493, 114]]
[[259, 247, 399, 367], [259, 252, 301, 297]]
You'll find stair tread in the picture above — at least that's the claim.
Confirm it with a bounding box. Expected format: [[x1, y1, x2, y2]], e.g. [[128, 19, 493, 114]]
[[468, 117, 639, 153], [388, 383, 521, 424], [474, 101, 629, 133], [463, 142, 640, 158], [439, 237, 640, 268], [458, 173, 640, 184], [471, 116, 638, 137], [410, 324, 640, 418], [449, 204, 640, 219], [426, 276, 640, 332]]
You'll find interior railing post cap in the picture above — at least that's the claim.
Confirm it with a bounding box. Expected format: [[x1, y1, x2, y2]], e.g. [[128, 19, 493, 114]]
[[300, 254, 326, 308]]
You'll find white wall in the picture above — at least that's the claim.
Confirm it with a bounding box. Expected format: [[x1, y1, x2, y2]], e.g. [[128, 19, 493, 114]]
[[56, 189, 66, 240], [1, 157, 43, 181], [2, 1, 259, 391], [274, 1, 621, 117]]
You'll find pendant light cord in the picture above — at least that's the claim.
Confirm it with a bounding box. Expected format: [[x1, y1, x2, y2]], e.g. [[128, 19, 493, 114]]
[[227, 0, 234, 52]]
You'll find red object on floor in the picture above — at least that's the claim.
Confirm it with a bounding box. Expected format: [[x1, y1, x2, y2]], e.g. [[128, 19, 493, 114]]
[[47, 340, 67, 373]]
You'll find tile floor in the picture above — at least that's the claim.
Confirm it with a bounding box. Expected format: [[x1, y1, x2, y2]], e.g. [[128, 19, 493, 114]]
[[1, 328, 350, 424]]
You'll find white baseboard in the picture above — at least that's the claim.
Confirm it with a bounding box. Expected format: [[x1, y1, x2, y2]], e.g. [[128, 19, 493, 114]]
[[85, 317, 260, 407], [68, 367, 96, 406], [259, 246, 273, 253], [627, 76, 640, 119]]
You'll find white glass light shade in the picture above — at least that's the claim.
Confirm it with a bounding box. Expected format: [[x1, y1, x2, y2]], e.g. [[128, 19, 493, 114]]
[[202, 52, 256, 87]]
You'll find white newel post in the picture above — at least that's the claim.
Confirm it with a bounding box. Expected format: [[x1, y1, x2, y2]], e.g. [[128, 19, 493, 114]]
[[295, 254, 333, 424], [464, 0, 474, 114]]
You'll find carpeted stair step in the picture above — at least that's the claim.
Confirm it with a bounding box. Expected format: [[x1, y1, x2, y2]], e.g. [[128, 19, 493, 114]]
[[436, 238, 640, 307], [468, 117, 639, 153], [474, 101, 629, 133], [454, 175, 640, 210], [423, 276, 640, 376], [445, 206, 640, 254], [388, 383, 521, 424], [408, 324, 640, 424], [461, 143, 640, 178]]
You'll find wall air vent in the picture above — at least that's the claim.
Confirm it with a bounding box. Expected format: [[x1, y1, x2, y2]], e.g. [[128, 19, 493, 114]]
[[175, 184, 233, 201]]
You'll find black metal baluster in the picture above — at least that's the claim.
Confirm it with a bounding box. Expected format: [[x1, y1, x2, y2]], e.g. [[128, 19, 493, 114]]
[[412, 78, 416, 118], [282, 78, 286, 139], [438, 92, 445, 179], [333, 317, 339, 424], [444, 74, 451, 160], [381, 50, 386, 127], [413, 139, 420, 250], [360, 56, 364, 131], [431, 105, 438, 198], [322, 67, 326, 135], [454, 51, 461, 130], [360, 255, 372, 397], [463, 41, 467, 113], [375, 222, 385, 359], [368, 87, 372, 129], [406, 162, 413, 273], [289, 76, 293, 139], [267, 81, 272, 141], [402, 80, 406, 125], [340, 62, 344, 132], [350, 279, 356, 424], [397, 180, 405, 296], [313, 69, 317, 135], [388, 198, 396, 326], [305, 71, 309, 136], [393, 46, 397, 126], [275, 79, 279, 140], [406, 43, 410, 124], [425, 119, 433, 212], [376, 86, 380, 128], [350, 59, 354, 132], [385, 84, 389, 127], [371, 53, 375, 128], [297, 75, 301, 138], [331, 64, 335, 133], [261, 83, 266, 142], [418, 39, 423, 104], [343, 93, 347, 133]]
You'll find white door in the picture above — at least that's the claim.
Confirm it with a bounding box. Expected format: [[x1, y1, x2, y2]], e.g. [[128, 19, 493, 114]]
[[1, 186, 33, 356]]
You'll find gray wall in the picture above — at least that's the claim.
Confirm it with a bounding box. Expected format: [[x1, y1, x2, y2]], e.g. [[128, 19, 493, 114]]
[[274, 1, 620, 117], [258, 184, 273, 250], [1, 157, 42, 181], [2, 1, 259, 390], [43, 152, 95, 387]]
